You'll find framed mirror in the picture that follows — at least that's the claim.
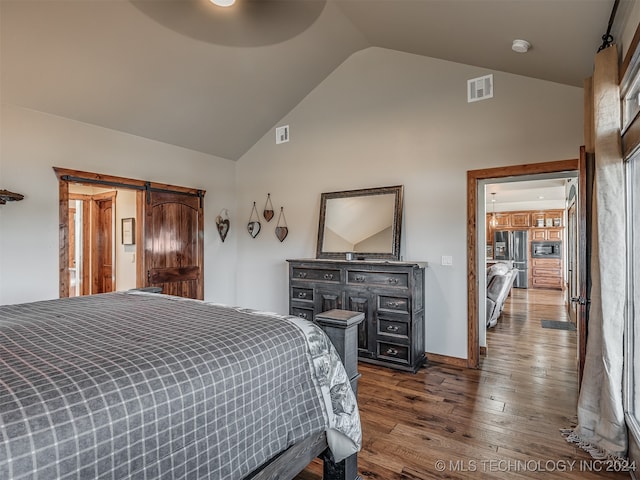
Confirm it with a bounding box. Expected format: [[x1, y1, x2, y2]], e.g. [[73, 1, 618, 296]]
[[316, 185, 403, 260]]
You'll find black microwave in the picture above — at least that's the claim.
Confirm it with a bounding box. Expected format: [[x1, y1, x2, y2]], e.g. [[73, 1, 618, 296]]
[[531, 241, 561, 258]]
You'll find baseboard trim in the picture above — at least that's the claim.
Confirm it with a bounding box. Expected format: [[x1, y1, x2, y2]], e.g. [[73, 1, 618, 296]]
[[426, 352, 468, 368]]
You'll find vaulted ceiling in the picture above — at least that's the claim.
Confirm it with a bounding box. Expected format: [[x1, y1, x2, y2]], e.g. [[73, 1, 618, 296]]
[[0, 0, 622, 161]]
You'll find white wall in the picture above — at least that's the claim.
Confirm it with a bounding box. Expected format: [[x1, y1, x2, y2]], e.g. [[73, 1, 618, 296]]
[[619, 0, 640, 60], [235, 47, 583, 359], [0, 104, 238, 305], [114, 189, 137, 292]]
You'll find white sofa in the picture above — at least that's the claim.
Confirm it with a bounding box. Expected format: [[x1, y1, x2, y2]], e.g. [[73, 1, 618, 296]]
[[486, 262, 518, 328]]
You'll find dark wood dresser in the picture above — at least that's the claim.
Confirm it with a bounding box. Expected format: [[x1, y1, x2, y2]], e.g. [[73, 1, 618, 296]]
[[287, 259, 426, 373]]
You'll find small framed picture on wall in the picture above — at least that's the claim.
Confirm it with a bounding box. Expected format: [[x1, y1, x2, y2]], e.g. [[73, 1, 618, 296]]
[[122, 218, 135, 245]]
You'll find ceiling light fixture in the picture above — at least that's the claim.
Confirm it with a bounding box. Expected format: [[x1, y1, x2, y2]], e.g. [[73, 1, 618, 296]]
[[512, 39, 531, 53], [210, 0, 236, 7]]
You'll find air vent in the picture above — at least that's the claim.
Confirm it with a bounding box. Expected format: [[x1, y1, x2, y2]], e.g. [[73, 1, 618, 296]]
[[467, 74, 493, 103], [275, 125, 289, 144]]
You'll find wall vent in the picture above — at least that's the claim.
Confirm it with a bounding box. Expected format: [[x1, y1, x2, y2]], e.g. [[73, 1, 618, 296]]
[[275, 125, 289, 144], [467, 74, 493, 103]]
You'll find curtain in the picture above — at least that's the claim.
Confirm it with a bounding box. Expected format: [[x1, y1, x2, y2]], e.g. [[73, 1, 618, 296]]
[[566, 44, 627, 459]]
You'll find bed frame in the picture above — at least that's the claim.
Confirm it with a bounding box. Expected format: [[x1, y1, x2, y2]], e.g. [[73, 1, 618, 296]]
[[246, 309, 364, 480]]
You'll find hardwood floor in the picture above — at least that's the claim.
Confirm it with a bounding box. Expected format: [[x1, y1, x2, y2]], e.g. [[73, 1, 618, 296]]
[[296, 288, 631, 479]]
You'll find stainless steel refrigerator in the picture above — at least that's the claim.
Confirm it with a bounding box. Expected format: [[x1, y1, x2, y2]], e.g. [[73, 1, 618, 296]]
[[493, 230, 529, 288]]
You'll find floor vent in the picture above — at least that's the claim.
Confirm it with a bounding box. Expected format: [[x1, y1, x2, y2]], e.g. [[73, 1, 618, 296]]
[[467, 74, 493, 103]]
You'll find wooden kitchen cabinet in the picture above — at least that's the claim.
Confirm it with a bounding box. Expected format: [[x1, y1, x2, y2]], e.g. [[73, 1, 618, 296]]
[[531, 229, 547, 241], [546, 228, 562, 241], [532, 210, 563, 228], [531, 228, 563, 241], [510, 212, 531, 227], [493, 213, 511, 228], [531, 258, 563, 290]]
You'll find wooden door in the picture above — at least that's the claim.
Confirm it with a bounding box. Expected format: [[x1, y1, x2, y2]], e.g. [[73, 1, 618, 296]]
[[69, 205, 77, 296], [144, 191, 204, 299], [91, 192, 116, 294], [567, 201, 578, 324], [576, 146, 594, 384]]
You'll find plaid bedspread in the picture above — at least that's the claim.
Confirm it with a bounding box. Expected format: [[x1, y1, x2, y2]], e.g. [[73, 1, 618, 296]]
[[0, 292, 361, 479]]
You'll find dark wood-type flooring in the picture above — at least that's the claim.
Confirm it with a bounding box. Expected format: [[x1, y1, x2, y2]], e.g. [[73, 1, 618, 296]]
[[296, 288, 631, 479]]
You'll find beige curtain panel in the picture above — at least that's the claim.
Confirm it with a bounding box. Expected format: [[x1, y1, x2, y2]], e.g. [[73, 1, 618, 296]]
[[566, 44, 627, 460]]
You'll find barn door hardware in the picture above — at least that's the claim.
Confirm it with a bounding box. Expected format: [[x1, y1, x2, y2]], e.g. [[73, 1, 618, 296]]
[[0, 189, 24, 205]]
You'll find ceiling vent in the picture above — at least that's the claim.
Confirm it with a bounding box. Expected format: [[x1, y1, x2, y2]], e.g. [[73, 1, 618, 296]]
[[275, 125, 289, 144], [467, 74, 493, 103]]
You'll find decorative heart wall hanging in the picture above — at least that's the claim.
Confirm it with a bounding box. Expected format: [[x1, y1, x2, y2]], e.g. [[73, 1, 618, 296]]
[[275, 206, 288, 242], [216, 209, 230, 242], [247, 202, 262, 238], [263, 193, 274, 222]]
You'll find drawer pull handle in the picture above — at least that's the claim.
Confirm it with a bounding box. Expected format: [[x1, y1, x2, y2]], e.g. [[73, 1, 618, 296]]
[[386, 325, 400, 333], [323, 273, 334, 280], [298, 292, 307, 298], [388, 278, 399, 284], [298, 313, 308, 319], [385, 348, 398, 356], [355, 275, 366, 282], [387, 301, 400, 308], [297, 272, 307, 278]]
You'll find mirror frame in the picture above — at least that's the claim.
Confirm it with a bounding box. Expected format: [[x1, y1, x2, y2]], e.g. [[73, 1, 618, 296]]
[[316, 185, 404, 260]]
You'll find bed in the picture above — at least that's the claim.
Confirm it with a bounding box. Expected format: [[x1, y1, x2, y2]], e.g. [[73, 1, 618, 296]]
[[0, 291, 361, 480]]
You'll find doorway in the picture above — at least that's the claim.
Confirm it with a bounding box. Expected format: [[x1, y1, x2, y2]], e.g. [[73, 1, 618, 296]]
[[566, 186, 579, 325], [483, 174, 577, 357], [466, 158, 582, 368], [68, 187, 131, 296], [54, 167, 206, 300]]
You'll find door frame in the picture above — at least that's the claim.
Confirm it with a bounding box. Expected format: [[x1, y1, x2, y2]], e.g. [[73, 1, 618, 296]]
[[90, 191, 117, 294], [466, 158, 579, 368], [567, 198, 578, 325], [68, 193, 92, 296], [54, 167, 204, 298]]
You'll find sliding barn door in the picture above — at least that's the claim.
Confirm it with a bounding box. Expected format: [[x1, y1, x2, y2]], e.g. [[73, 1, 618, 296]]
[[144, 191, 204, 300]]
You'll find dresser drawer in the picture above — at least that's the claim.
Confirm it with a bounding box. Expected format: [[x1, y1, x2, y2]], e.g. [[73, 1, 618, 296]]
[[292, 287, 313, 302], [378, 318, 409, 339], [291, 267, 340, 282], [378, 295, 409, 313], [347, 270, 409, 288], [290, 306, 314, 321], [377, 341, 410, 364]]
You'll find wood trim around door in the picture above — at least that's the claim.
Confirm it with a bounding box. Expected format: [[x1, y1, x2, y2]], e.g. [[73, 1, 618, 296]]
[[69, 193, 92, 296], [466, 158, 579, 368], [55, 167, 205, 298]]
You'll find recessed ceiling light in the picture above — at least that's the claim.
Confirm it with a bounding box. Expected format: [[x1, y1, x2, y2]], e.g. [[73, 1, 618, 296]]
[[538, 195, 545, 199], [210, 0, 235, 6], [512, 39, 531, 53]]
